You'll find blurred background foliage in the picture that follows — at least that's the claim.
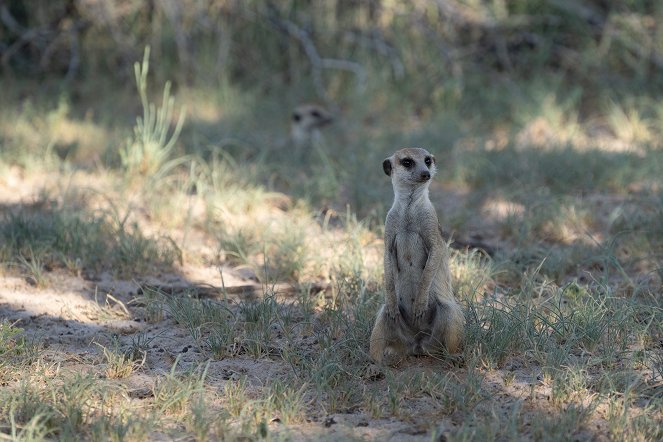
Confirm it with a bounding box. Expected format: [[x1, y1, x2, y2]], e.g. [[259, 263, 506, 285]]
[[2, 0, 662, 116], [1, 0, 663, 216]]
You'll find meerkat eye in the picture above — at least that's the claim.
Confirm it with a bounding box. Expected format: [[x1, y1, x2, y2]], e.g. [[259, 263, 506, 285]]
[[292, 113, 301, 122], [424, 157, 432, 167], [311, 110, 321, 118], [400, 158, 414, 168]]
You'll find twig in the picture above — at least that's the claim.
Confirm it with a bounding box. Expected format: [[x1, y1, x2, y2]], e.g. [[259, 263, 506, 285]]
[[0, 2, 82, 78], [266, 7, 366, 101], [161, 1, 191, 77], [138, 281, 331, 301], [320, 57, 366, 86], [342, 30, 404, 79], [546, 0, 605, 27], [0, 3, 24, 34], [65, 24, 80, 82]]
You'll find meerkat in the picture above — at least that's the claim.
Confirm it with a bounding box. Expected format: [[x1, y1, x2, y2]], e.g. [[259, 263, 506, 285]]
[[290, 104, 334, 148], [369, 147, 465, 366], [266, 104, 334, 191], [287, 103, 342, 202]]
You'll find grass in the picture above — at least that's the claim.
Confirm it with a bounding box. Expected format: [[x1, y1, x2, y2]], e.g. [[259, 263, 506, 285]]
[[0, 224, 662, 441], [97, 337, 146, 380], [1, 135, 661, 441], [120, 47, 187, 181], [0, 200, 181, 278]]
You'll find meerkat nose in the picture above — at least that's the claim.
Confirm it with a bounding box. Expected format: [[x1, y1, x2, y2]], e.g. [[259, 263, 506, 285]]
[[420, 171, 430, 180]]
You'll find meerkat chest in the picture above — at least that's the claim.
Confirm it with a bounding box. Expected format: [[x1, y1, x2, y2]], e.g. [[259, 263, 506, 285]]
[[394, 230, 428, 273], [392, 229, 429, 319]]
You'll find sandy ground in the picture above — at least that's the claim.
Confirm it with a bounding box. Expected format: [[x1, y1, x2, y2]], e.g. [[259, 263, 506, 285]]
[[0, 255, 605, 440], [0, 266, 446, 440]]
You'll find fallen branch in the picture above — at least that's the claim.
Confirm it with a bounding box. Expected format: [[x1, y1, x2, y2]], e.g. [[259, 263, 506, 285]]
[[138, 281, 331, 301]]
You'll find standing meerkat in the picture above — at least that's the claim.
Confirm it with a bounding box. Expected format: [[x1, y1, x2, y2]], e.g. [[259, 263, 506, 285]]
[[370, 147, 465, 366]]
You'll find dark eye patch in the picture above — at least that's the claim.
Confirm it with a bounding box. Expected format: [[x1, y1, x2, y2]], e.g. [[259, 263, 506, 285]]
[[311, 110, 321, 118], [424, 156, 432, 166], [400, 158, 414, 168], [292, 113, 301, 122]]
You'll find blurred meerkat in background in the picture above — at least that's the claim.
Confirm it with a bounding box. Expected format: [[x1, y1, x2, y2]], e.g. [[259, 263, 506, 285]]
[[290, 104, 334, 149]]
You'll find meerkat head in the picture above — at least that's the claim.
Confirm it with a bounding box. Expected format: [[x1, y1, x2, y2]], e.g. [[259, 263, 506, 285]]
[[383, 147, 437, 194], [290, 104, 333, 146]]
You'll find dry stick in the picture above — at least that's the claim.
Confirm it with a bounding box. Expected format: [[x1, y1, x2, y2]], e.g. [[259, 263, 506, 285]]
[[268, 13, 366, 103], [0, 3, 81, 77], [139, 281, 331, 301], [0, 27, 41, 67], [342, 30, 404, 80], [162, 1, 190, 76], [0, 4, 24, 34], [65, 25, 80, 83]]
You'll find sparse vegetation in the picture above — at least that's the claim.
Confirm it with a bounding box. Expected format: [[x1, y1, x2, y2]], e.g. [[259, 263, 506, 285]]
[[1, 1, 663, 440], [120, 47, 186, 181], [0, 203, 181, 278]]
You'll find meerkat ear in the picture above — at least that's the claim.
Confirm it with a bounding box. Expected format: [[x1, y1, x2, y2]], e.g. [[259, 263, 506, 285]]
[[382, 158, 392, 176], [431, 155, 436, 164]]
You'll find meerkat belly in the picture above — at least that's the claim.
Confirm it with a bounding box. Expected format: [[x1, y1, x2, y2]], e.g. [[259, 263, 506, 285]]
[[393, 230, 428, 316]]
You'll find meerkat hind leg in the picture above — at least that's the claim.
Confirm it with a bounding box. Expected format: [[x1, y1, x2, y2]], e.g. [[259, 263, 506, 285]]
[[420, 301, 464, 356], [370, 306, 408, 366], [406, 308, 436, 356]]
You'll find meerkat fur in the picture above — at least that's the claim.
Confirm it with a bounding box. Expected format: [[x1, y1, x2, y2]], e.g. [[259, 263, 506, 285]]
[[369, 147, 465, 365]]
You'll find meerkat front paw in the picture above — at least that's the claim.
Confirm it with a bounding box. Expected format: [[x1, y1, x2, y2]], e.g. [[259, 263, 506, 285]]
[[412, 302, 430, 327], [383, 347, 405, 367]]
